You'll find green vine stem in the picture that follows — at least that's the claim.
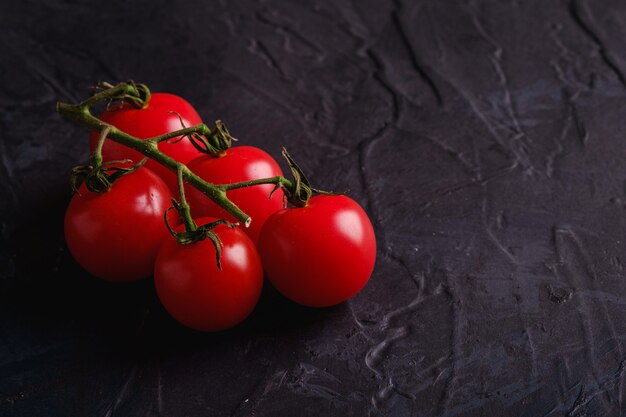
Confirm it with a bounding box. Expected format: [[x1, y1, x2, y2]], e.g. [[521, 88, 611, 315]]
[[56, 81, 295, 227], [175, 165, 197, 232], [91, 126, 110, 168], [222, 176, 291, 192]]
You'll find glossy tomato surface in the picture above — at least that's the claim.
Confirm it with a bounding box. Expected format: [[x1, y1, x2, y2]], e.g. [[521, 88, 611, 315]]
[[185, 146, 284, 245], [64, 168, 174, 282], [258, 195, 376, 307], [90, 93, 202, 192], [154, 218, 263, 332]]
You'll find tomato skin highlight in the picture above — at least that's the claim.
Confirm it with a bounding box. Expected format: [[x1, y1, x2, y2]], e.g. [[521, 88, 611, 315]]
[[64, 168, 174, 282], [154, 218, 264, 332], [185, 146, 285, 245], [258, 195, 376, 307], [89, 93, 202, 192]]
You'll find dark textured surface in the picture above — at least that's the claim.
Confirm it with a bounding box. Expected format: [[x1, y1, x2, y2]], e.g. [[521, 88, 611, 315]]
[[3, 0, 626, 415]]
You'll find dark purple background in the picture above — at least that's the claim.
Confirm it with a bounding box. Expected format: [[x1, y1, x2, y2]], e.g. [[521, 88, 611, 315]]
[[3, 0, 626, 415]]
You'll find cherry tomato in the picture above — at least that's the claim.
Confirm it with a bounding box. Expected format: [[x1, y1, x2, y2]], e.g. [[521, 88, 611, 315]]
[[64, 168, 174, 282], [258, 195, 376, 307], [154, 218, 263, 331], [90, 93, 202, 192], [184, 146, 284, 245]]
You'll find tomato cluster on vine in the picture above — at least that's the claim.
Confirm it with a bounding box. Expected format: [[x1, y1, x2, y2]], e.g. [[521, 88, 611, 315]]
[[60, 84, 377, 332]]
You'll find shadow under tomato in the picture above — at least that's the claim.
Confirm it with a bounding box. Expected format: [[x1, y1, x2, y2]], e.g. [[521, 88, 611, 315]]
[[131, 278, 341, 357], [242, 279, 339, 333]]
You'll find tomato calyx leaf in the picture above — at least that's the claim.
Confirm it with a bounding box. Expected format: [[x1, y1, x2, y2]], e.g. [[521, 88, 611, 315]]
[[191, 120, 236, 156], [168, 114, 235, 156], [281, 147, 312, 207], [89, 80, 151, 110], [163, 209, 237, 270], [70, 157, 147, 194], [280, 147, 339, 207]]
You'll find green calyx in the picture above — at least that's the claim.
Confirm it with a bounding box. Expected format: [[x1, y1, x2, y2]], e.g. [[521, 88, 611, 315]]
[[166, 111, 234, 156], [186, 120, 235, 156], [164, 211, 236, 270], [90, 80, 151, 109], [71, 158, 147, 194], [280, 147, 337, 207], [70, 124, 148, 194], [161, 166, 235, 270]]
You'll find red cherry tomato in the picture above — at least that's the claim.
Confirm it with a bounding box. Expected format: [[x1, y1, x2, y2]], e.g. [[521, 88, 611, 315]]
[[90, 93, 202, 192], [258, 195, 376, 307], [64, 168, 174, 282], [154, 218, 264, 331], [185, 146, 284, 245]]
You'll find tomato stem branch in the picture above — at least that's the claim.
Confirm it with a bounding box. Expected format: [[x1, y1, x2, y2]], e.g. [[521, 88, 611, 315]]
[[91, 126, 110, 168], [56, 81, 295, 227], [147, 125, 212, 144], [220, 176, 293, 191], [176, 166, 197, 232], [79, 82, 141, 109]]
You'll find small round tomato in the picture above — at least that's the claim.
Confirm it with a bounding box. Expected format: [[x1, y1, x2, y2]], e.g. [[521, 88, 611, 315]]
[[90, 93, 202, 192], [64, 168, 174, 282], [185, 146, 284, 245], [154, 218, 263, 331], [258, 195, 376, 307]]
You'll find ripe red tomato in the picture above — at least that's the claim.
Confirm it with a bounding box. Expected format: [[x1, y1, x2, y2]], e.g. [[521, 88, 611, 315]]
[[258, 195, 376, 307], [184, 146, 285, 245], [90, 93, 202, 192], [64, 168, 174, 282], [154, 218, 263, 331]]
